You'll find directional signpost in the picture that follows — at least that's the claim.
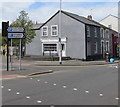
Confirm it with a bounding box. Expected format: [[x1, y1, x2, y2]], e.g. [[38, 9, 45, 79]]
[[7, 27, 24, 33], [7, 27, 25, 70], [8, 33, 24, 39]]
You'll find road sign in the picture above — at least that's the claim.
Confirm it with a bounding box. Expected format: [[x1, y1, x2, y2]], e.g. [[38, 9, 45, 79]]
[[8, 33, 24, 39], [7, 27, 24, 33]]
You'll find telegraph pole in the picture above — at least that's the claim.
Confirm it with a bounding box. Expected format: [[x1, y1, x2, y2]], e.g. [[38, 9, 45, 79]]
[[118, 1, 120, 59], [59, 0, 62, 64]]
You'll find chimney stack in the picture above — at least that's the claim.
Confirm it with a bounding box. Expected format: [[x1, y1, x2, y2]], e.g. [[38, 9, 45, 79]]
[[87, 15, 92, 20]]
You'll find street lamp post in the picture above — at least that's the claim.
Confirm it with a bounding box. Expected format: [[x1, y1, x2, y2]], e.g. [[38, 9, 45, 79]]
[[59, 0, 62, 64]]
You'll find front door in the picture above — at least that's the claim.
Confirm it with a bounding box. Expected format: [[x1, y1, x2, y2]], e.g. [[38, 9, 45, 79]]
[[61, 44, 66, 57]]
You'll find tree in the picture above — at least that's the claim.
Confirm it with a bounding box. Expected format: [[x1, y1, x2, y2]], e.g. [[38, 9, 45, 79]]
[[10, 10, 36, 45], [0, 33, 7, 46]]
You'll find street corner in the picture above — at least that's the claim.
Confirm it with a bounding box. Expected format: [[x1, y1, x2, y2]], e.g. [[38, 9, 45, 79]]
[[0, 74, 25, 80]]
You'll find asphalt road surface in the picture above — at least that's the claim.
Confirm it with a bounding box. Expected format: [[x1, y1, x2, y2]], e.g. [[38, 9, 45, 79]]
[[2, 64, 118, 105]]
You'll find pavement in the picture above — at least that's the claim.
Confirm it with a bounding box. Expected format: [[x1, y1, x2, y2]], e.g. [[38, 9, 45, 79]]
[[1, 55, 119, 79]]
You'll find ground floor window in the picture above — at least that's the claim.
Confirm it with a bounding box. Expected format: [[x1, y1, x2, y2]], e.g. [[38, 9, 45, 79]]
[[106, 41, 109, 52], [43, 44, 57, 51], [94, 42, 98, 54]]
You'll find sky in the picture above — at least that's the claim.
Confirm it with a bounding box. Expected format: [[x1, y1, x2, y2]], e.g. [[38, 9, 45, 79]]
[[0, 0, 119, 29]]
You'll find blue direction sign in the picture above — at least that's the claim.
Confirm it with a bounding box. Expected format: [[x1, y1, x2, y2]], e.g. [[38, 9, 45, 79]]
[[7, 27, 24, 33], [8, 33, 24, 39]]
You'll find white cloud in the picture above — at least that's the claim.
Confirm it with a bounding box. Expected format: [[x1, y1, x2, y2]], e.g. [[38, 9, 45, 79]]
[[61, 2, 118, 21], [1, 0, 120, 2], [0, 1, 119, 30], [27, 2, 118, 23]]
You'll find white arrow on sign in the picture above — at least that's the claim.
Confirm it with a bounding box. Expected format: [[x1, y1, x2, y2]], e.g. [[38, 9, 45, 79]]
[[8, 33, 24, 38], [7, 27, 24, 32]]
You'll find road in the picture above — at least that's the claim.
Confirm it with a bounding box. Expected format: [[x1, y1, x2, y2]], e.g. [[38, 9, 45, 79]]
[[2, 64, 118, 106]]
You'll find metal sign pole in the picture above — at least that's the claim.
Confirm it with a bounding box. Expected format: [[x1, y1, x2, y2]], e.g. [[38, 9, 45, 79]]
[[7, 21, 9, 71], [10, 39, 13, 70], [59, 0, 62, 64], [19, 39, 21, 70]]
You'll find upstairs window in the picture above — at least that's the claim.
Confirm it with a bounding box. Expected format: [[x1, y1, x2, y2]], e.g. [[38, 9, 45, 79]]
[[86, 26, 90, 37], [42, 26, 48, 36], [94, 27, 97, 37], [100, 28, 104, 38], [105, 29, 109, 39], [51, 25, 58, 36]]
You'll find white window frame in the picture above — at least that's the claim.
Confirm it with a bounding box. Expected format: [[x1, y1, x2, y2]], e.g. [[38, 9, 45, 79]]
[[94, 41, 98, 54], [101, 40, 104, 54], [106, 41, 109, 52], [86, 26, 90, 37], [105, 29, 109, 39], [42, 26, 48, 36], [94, 27, 97, 37], [51, 25, 58, 36], [100, 28, 104, 38]]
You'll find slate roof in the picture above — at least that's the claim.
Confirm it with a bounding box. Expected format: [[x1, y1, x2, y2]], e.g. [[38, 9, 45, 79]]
[[35, 10, 102, 30], [32, 23, 43, 30], [62, 11, 100, 27]]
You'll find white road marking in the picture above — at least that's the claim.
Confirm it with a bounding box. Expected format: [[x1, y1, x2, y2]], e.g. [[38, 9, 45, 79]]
[[99, 93, 103, 97], [16, 92, 20, 95], [26, 96, 30, 99], [1, 86, 4, 88], [73, 88, 78, 91], [37, 100, 42, 103], [37, 80, 40, 82], [45, 81, 48, 84], [63, 86, 67, 88], [30, 78, 33, 80], [85, 90, 89, 93], [53, 83, 56, 86], [8, 89, 11, 91], [108, 65, 118, 69], [115, 97, 119, 100]]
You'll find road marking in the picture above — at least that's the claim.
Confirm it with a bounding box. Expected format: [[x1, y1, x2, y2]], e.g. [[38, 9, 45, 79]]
[[44, 81, 48, 84], [8, 89, 12, 91], [99, 93, 103, 97], [37, 79, 40, 82], [16, 92, 20, 95], [26, 96, 30, 99], [37, 100, 42, 103], [73, 88, 77, 91], [53, 83, 56, 86], [115, 97, 119, 100], [30, 78, 33, 80], [108, 64, 118, 68], [1, 86, 4, 88], [63, 86, 67, 88], [85, 90, 89, 93]]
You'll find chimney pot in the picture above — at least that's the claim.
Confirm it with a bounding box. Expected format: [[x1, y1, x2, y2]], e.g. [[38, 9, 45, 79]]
[[87, 15, 92, 20]]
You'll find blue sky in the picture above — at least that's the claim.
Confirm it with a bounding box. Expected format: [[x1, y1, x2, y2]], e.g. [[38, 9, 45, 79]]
[[1, 1, 119, 28], [28, 2, 116, 10]]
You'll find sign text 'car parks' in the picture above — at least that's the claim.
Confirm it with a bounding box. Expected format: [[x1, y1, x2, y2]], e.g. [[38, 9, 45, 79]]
[[8, 33, 24, 39]]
